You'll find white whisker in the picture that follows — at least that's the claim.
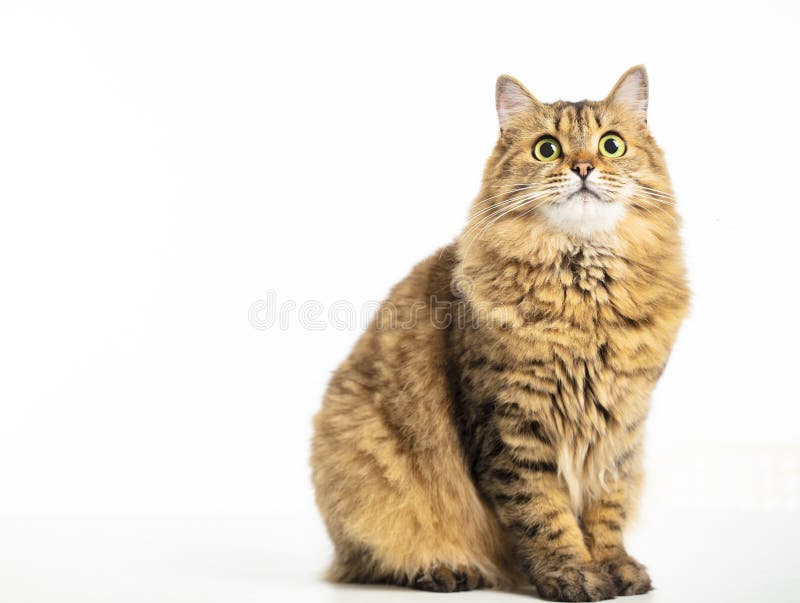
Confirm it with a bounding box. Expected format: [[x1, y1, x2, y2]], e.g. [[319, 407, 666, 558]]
[[461, 190, 554, 256], [461, 191, 550, 242]]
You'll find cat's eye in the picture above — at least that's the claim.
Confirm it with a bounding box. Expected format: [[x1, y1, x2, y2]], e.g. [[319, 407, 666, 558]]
[[533, 137, 562, 162], [599, 133, 626, 158]]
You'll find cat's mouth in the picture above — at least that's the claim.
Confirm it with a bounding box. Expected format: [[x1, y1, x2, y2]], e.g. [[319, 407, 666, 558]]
[[566, 185, 603, 202]]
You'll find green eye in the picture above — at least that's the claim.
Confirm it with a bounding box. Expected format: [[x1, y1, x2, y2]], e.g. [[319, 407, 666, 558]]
[[599, 133, 626, 158], [533, 137, 562, 162]]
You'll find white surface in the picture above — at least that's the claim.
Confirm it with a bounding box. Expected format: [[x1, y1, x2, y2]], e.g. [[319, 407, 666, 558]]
[[1, 0, 799, 601], [1, 510, 797, 603]]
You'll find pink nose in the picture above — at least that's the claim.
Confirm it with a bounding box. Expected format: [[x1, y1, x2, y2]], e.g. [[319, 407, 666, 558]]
[[571, 162, 594, 179]]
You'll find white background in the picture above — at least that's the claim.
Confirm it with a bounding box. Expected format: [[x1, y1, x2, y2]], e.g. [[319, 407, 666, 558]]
[[1, 1, 798, 602]]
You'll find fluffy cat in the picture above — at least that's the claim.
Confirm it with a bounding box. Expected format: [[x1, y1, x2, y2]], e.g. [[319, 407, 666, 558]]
[[311, 66, 689, 601]]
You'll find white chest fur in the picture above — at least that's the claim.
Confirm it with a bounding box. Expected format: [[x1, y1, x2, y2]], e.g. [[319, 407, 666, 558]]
[[540, 197, 625, 236]]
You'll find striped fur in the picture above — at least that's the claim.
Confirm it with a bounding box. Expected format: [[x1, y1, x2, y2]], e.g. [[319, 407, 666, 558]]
[[311, 66, 689, 601]]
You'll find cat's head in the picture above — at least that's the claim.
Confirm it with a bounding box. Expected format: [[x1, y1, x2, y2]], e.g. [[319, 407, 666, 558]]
[[466, 66, 675, 248]]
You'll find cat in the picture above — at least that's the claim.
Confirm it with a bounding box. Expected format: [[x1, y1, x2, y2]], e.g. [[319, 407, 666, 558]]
[[311, 66, 689, 601]]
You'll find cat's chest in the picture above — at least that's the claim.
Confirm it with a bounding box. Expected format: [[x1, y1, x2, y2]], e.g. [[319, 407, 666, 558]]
[[472, 250, 646, 352], [518, 251, 618, 329], [460, 251, 659, 510]]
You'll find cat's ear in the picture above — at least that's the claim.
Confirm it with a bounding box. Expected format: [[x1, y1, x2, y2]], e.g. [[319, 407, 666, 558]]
[[607, 65, 648, 124], [496, 75, 539, 131]]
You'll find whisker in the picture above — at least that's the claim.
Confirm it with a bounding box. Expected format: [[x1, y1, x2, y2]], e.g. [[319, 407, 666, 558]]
[[631, 184, 675, 198], [628, 196, 680, 224], [472, 189, 550, 221], [461, 191, 550, 242], [461, 191, 553, 255], [601, 181, 675, 205], [630, 193, 675, 206], [634, 186, 675, 200], [481, 183, 538, 198], [598, 175, 675, 196], [470, 186, 541, 219]]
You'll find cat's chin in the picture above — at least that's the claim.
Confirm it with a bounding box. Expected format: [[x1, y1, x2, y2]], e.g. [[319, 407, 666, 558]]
[[539, 194, 625, 237]]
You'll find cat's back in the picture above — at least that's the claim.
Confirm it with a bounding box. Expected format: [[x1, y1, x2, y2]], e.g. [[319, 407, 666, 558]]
[[323, 242, 457, 402], [312, 242, 462, 478]]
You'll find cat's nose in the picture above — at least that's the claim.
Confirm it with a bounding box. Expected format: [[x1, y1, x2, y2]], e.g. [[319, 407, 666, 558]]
[[571, 162, 594, 179]]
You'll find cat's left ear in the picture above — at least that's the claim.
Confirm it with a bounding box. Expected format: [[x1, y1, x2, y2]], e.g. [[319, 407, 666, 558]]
[[607, 65, 648, 124], [496, 75, 539, 131]]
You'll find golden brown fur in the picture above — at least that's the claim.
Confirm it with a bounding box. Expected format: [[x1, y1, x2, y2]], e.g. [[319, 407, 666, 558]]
[[311, 66, 689, 600]]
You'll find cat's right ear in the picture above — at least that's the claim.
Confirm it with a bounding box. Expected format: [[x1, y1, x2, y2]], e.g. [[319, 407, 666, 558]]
[[496, 75, 538, 132]]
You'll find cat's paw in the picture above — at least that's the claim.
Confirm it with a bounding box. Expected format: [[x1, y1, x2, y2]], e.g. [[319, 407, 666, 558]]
[[534, 563, 616, 601], [410, 564, 488, 592], [600, 553, 652, 596]]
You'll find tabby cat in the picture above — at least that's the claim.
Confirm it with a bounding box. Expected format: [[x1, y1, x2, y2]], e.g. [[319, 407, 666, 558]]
[[311, 66, 689, 601]]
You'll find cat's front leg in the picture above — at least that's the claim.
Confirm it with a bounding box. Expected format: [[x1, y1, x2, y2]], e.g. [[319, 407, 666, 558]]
[[479, 451, 616, 601], [582, 479, 652, 596]]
